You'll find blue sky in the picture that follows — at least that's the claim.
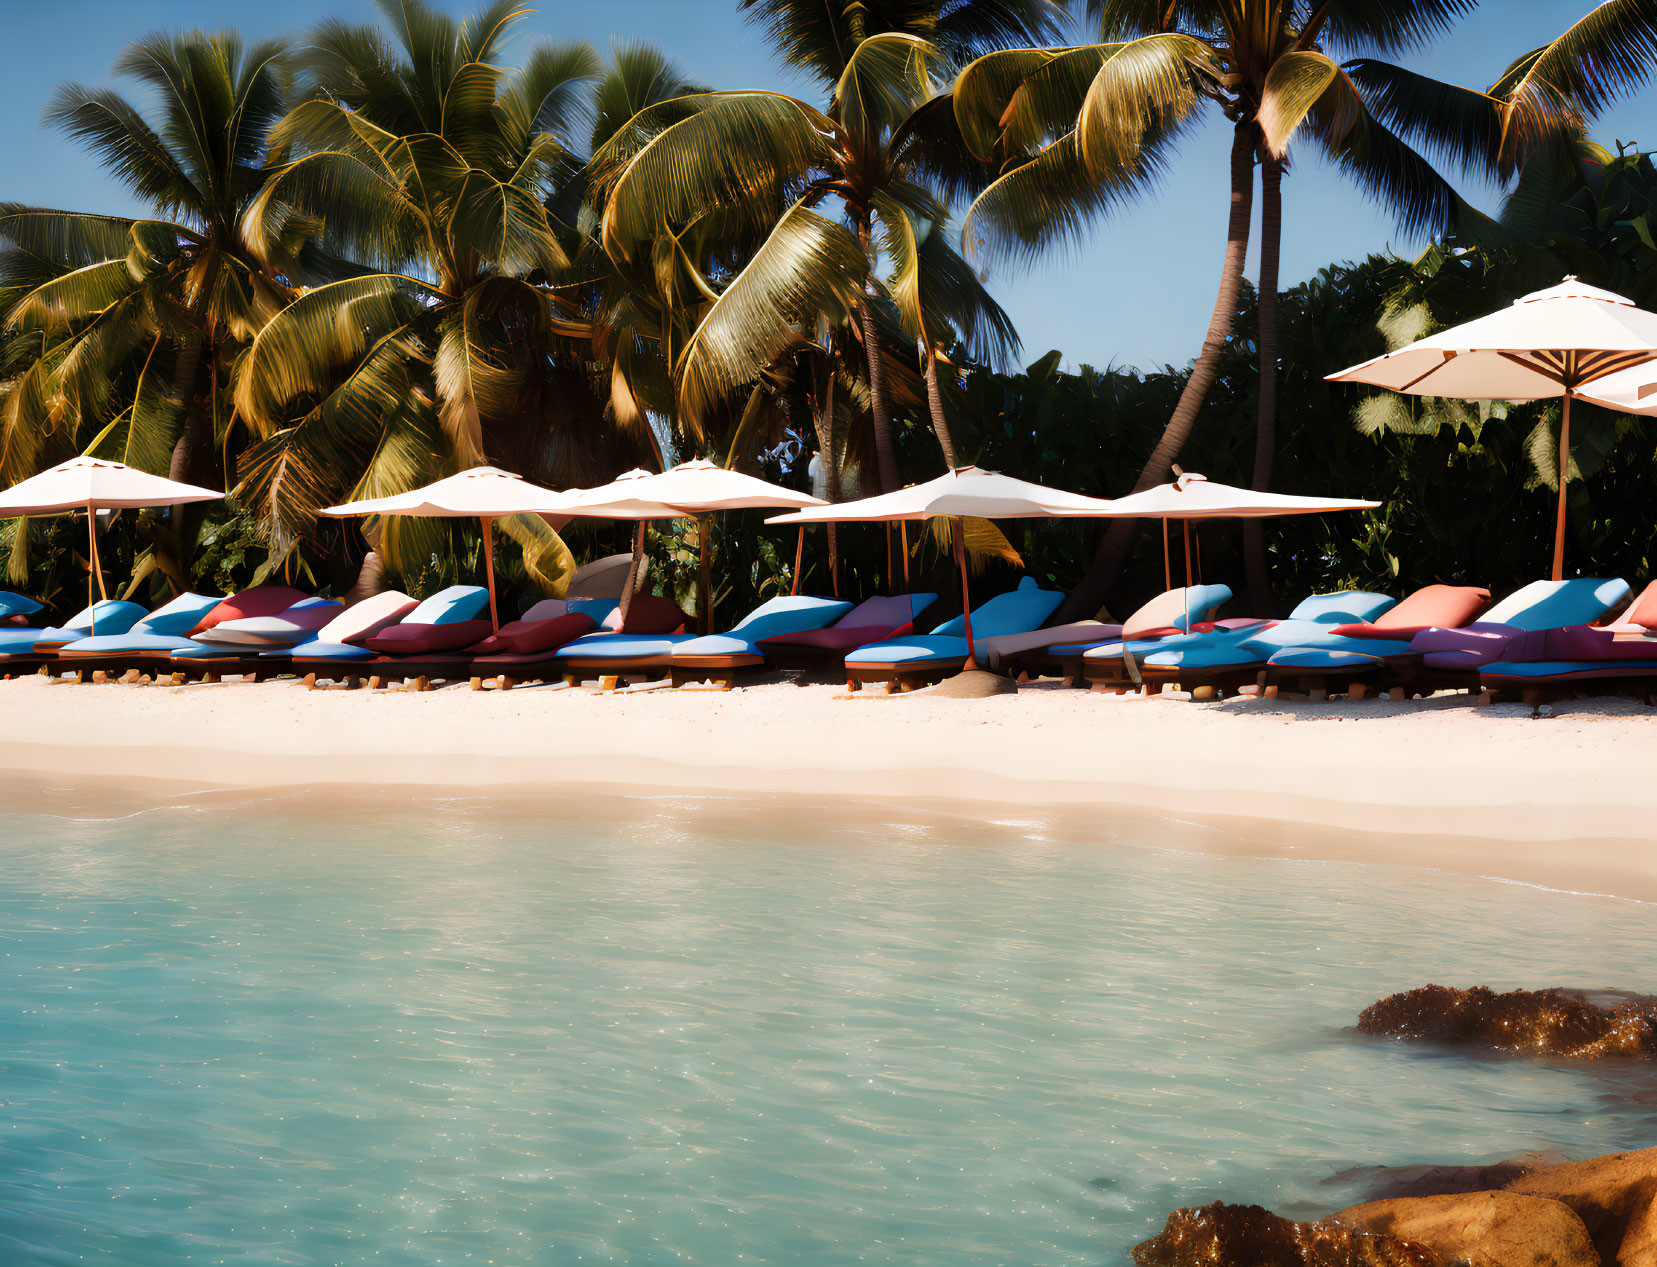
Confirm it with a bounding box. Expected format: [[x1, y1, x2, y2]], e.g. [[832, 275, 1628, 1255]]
[[3, 1, 1652, 373]]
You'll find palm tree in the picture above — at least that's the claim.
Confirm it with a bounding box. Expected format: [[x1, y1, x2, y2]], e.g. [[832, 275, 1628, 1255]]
[[233, 0, 618, 588], [595, 0, 1056, 494], [955, 1, 1508, 618], [0, 30, 291, 592]]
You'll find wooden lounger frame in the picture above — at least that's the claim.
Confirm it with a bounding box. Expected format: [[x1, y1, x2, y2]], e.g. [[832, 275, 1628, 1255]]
[[844, 659, 966, 693]]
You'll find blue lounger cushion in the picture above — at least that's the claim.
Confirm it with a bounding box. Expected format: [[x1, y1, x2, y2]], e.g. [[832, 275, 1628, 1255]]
[[673, 596, 853, 661], [558, 632, 698, 660], [0, 599, 148, 652], [845, 634, 972, 666], [1140, 592, 1397, 671], [1079, 636, 1202, 660], [0, 590, 44, 618], [926, 577, 1065, 640], [403, 584, 491, 626], [848, 578, 1064, 667], [1266, 646, 1404, 671], [1480, 578, 1633, 631], [1478, 659, 1657, 680], [278, 639, 378, 660], [1285, 590, 1397, 624], [55, 593, 225, 655]]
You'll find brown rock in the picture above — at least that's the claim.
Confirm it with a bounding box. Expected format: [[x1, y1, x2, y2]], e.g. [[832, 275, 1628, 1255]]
[[1506, 1150, 1657, 1267], [1131, 1201, 1447, 1266], [1329, 1190, 1599, 1267], [1357, 986, 1657, 1060]]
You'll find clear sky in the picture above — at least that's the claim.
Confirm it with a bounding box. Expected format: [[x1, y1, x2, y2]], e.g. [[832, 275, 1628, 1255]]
[[3, 1, 1652, 373]]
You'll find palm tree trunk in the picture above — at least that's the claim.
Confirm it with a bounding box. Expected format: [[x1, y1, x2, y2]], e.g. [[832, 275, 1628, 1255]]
[[1242, 151, 1283, 615], [812, 374, 843, 594], [859, 297, 897, 494], [1052, 119, 1257, 622], [920, 339, 958, 469]]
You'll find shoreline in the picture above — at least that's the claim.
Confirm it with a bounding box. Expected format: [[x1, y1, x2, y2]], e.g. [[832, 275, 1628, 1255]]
[[3, 676, 1656, 900]]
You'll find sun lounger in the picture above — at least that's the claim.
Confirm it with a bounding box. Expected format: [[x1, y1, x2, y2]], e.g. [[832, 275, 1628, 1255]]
[[844, 577, 1064, 692], [1132, 590, 1398, 696], [463, 598, 619, 689], [743, 594, 941, 673], [1476, 581, 1657, 708], [553, 594, 697, 686], [1402, 578, 1632, 693], [665, 595, 858, 687], [49, 592, 229, 679], [285, 585, 492, 688], [1006, 583, 1232, 684], [0, 590, 44, 625], [0, 598, 148, 673], [1260, 583, 1491, 697]]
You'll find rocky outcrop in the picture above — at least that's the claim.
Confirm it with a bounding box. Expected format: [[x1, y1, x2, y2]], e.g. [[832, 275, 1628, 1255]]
[[1330, 1191, 1598, 1267], [1130, 1202, 1448, 1266], [1136, 1149, 1657, 1266], [1357, 986, 1657, 1060], [1504, 1152, 1657, 1267]]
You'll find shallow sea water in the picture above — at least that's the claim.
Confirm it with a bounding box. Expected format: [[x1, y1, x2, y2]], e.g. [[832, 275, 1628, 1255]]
[[1, 788, 1654, 1265]]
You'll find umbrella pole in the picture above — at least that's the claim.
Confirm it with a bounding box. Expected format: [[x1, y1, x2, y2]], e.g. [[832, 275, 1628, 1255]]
[[899, 521, 910, 589], [697, 514, 712, 635], [1162, 519, 1171, 592], [480, 516, 499, 632], [87, 502, 107, 635], [828, 524, 839, 598], [952, 517, 977, 667], [1182, 519, 1193, 588], [1552, 393, 1572, 582], [885, 522, 893, 589], [791, 525, 804, 597]]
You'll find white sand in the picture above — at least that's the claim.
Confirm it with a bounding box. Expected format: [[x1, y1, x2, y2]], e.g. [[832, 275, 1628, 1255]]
[[1, 673, 1654, 898]]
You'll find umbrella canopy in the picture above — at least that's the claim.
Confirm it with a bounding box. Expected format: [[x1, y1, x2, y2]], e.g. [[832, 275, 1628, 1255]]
[[560, 459, 825, 517], [0, 457, 224, 617], [768, 465, 1117, 667], [320, 466, 573, 631], [1099, 471, 1380, 591], [1327, 277, 1657, 578], [765, 465, 1117, 524], [321, 465, 573, 518], [1577, 361, 1657, 415], [0, 456, 222, 516], [1100, 471, 1378, 520], [560, 460, 826, 632]]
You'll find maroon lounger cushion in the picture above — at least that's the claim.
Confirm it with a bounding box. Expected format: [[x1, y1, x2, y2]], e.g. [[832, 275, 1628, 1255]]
[[601, 594, 689, 634], [361, 618, 494, 655], [1330, 584, 1490, 640], [762, 624, 908, 654], [1620, 579, 1657, 630], [469, 611, 596, 656], [190, 584, 310, 635]]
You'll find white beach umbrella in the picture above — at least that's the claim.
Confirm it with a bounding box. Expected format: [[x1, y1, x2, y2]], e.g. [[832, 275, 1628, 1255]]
[[768, 465, 1118, 665], [1100, 471, 1380, 589], [559, 460, 827, 631], [1327, 276, 1657, 579], [0, 456, 224, 623], [321, 465, 574, 631], [1576, 360, 1657, 415]]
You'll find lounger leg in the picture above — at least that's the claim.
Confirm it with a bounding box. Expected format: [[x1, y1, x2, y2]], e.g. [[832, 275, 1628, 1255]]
[[469, 676, 484, 691], [599, 674, 619, 692], [846, 678, 860, 692], [501, 676, 516, 691], [367, 675, 382, 690], [1348, 682, 1369, 701]]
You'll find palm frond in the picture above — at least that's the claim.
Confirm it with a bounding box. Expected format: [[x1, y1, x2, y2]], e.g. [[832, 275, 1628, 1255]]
[[676, 201, 867, 429], [1308, 0, 1478, 58], [42, 85, 200, 217], [1514, 0, 1657, 120], [1345, 59, 1507, 184], [498, 511, 576, 596], [1076, 33, 1213, 175], [1258, 51, 1345, 157], [835, 33, 943, 149], [600, 92, 837, 263]]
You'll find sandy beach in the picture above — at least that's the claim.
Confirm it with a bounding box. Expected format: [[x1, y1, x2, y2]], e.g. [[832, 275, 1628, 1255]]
[[3, 674, 1654, 900]]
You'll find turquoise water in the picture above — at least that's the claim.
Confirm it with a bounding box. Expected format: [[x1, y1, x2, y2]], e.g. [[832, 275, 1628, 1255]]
[[2, 789, 1654, 1265]]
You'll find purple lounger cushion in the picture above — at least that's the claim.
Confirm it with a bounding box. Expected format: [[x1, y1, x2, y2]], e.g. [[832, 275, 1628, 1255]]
[[1541, 625, 1657, 661], [764, 624, 907, 655], [469, 611, 597, 656], [361, 619, 494, 655]]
